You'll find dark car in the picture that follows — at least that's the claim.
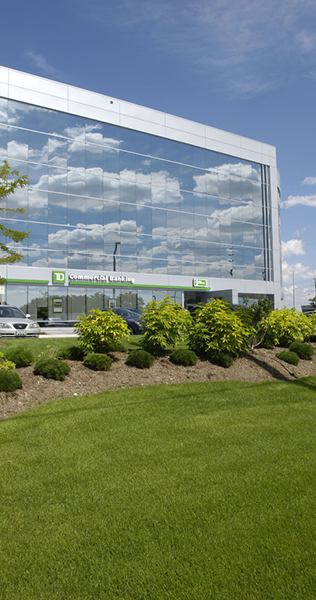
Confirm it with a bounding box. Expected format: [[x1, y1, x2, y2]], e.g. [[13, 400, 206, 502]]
[[102, 308, 142, 335]]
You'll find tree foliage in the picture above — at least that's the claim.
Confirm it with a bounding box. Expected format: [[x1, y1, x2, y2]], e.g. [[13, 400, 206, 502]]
[[309, 296, 316, 310], [236, 297, 273, 349], [0, 160, 29, 278]]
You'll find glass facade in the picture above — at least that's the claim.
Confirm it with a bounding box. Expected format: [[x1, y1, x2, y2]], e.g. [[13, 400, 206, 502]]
[[0, 97, 273, 283], [6, 284, 183, 321]]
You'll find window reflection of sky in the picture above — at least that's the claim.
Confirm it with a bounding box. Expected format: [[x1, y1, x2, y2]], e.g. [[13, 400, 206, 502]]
[[0, 98, 270, 280]]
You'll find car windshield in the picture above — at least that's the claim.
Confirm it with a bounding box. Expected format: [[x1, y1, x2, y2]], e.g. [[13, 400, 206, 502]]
[[0, 307, 26, 319]]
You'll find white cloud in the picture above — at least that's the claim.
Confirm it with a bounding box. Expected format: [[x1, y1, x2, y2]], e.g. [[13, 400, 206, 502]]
[[281, 194, 316, 208], [282, 260, 316, 283], [282, 284, 310, 310], [281, 239, 305, 257], [302, 176, 316, 185], [79, 0, 316, 97], [293, 227, 307, 237], [297, 30, 316, 52], [24, 51, 63, 78]]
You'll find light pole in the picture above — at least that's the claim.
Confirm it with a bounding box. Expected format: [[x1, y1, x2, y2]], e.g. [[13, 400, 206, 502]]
[[290, 269, 295, 309], [113, 242, 120, 272]]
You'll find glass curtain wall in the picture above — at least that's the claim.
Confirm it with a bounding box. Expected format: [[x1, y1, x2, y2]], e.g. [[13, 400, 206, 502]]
[[5, 285, 183, 320], [0, 98, 272, 282]]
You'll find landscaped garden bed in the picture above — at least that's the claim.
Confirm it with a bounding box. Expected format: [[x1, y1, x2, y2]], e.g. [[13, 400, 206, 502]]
[[1, 344, 316, 421]]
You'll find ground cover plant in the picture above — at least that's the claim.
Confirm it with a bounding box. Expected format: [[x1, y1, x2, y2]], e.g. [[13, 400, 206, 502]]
[[169, 348, 198, 366], [1, 377, 316, 599], [56, 345, 86, 361], [4, 346, 34, 367], [276, 350, 300, 365], [83, 352, 112, 371], [289, 341, 316, 360], [33, 357, 71, 380], [125, 348, 155, 368], [0, 370, 22, 391]]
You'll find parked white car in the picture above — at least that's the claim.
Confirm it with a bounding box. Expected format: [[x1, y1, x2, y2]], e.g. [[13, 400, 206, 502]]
[[0, 306, 40, 338]]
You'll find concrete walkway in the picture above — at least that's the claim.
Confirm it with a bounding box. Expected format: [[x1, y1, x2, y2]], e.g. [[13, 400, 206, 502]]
[[39, 328, 77, 338]]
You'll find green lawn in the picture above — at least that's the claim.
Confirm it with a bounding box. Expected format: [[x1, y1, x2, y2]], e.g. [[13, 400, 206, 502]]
[[0, 334, 143, 360], [1, 377, 316, 599]]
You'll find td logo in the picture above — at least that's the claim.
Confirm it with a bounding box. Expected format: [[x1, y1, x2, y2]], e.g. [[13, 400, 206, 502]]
[[53, 271, 66, 284]]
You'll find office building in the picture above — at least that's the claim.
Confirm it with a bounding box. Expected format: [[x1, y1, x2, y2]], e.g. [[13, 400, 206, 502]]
[[0, 66, 282, 320]]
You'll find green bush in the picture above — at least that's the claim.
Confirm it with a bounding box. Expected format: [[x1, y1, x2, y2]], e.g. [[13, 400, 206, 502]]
[[57, 345, 86, 361], [169, 348, 198, 366], [83, 353, 112, 371], [307, 313, 316, 342], [34, 358, 71, 381], [188, 299, 252, 358], [126, 349, 155, 369], [75, 309, 129, 354], [0, 370, 23, 391], [211, 353, 235, 368], [140, 296, 191, 356], [265, 308, 314, 347], [4, 347, 34, 367], [276, 351, 300, 366], [289, 342, 315, 360]]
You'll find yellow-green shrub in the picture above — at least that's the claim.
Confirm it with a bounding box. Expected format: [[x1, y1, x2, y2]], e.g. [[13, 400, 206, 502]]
[[265, 308, 314, 347], [0, 351, 15, 371], [188, 299, 252, 358], [75, 308, 129, 354], [140, 296, 191, 356]]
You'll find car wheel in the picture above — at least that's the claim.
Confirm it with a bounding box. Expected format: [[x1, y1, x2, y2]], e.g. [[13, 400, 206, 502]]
[[128, 325, 134, 335]]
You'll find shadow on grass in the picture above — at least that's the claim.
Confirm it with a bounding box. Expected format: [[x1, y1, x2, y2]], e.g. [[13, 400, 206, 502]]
[[245, 352, 316, 392]]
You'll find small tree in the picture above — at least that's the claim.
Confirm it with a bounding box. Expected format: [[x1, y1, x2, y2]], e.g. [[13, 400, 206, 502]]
[[140, 296, 191, 355], [236, 297, 273, 350], [309, 296, 316, 311], [0, 160, 29, 282]]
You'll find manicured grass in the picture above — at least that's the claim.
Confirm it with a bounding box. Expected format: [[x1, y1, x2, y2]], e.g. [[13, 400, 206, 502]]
[[0, 335, 143, 360], [1, 378, 316, 599]]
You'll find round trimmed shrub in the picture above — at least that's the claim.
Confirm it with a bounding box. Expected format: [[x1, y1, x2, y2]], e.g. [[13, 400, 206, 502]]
[[289, 342, 315, 360], [126, 349, 155, 369], [4, 347, 34, 368], [83, 353, 112, 371], [169, 348, 198, 366], [211, 353, 234, 368], [276, 351, 300, 366], [57, 345, 86, 361], [0, 370, 23, 392], [34, 358, 71, 380]]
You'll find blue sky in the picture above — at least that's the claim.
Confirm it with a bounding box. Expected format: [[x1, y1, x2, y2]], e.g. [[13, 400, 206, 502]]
[[1, 0, 316, 308]]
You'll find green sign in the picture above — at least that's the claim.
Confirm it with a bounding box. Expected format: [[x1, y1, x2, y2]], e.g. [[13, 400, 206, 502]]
[[193, 278, 208, 288], [53, 271, 66, 284]]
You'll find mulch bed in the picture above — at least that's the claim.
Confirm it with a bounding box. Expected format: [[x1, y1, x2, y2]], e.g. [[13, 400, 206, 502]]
[[1, 345, 316, 421]]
